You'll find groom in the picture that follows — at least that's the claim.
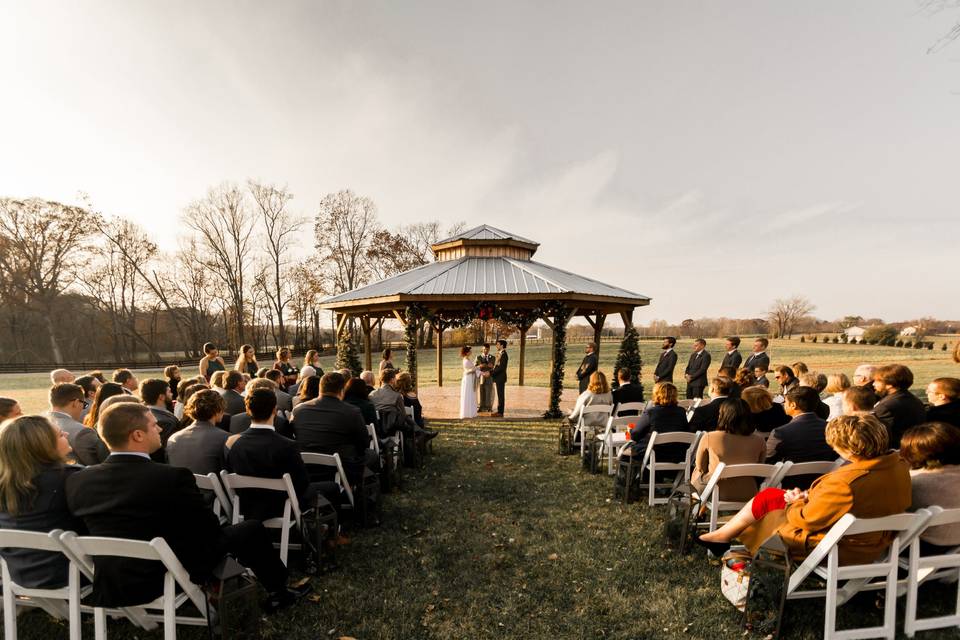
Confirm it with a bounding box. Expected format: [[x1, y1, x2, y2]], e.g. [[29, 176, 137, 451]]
[[490, 339, 508, 417]]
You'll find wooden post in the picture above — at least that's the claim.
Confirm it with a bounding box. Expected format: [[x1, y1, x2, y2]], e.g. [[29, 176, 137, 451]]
[[592, 313, 607, 355], [435, 321, 444, 387], [361, 315, 372, 372], [335, 312, 349, 338], [518, 323, 529, 386]]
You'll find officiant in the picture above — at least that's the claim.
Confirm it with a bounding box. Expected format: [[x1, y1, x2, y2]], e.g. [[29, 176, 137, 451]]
[[475, 343, 495, 413]]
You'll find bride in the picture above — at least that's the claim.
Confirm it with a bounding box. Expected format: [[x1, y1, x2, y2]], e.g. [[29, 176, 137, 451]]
[[459, 345, 478, 419]]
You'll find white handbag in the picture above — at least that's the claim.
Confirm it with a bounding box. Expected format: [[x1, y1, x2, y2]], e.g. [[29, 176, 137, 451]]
[[720, 552, 752, 611]]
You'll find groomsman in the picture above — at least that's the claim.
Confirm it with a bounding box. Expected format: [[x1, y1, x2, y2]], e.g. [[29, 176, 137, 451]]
[[653, 337, 678, 383], [684, 338, 711, 399], [744, 338, 770, 373], [576, 342, 599, 393], [721, 337, 742, 371]]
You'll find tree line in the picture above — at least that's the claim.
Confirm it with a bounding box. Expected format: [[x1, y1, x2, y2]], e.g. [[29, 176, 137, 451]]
[[0, 185, 463, 365]]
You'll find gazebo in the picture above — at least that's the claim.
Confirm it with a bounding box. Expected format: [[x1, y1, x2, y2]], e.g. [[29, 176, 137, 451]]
[[320, 225, 651, 416]]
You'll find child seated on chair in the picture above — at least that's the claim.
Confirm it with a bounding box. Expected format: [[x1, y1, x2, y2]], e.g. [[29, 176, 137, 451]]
[[696, 413, 910, 566]]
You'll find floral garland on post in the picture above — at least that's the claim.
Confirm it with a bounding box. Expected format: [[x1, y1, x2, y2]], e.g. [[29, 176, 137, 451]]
[[404, 306, 419, 389], [543, 304, 571, 419]]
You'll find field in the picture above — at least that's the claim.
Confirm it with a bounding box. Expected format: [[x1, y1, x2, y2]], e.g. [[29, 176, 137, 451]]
[[8, 418, 960, 639], [2, 338, 957, 415]]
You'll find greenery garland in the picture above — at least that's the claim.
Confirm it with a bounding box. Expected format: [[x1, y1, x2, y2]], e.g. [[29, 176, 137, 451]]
[[543, 305, 571, 419], [404, 306, 419, 388]]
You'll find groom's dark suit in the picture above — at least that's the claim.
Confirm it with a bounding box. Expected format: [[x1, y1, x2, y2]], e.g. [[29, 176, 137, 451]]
[[491, 349, 508, 415]]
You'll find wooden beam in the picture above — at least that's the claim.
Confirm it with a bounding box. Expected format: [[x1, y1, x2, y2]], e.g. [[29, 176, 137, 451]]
[[593, 313, 607, 355], [541, 317, 555, 331], [435, 321, 444, 387], [518, 323, 529, 386], [391, 309, 407, 326], [583, 315, 598, 330], [336, 312, 349, 337], [360, 315, 373, 372], [620, 308, 634, 329]]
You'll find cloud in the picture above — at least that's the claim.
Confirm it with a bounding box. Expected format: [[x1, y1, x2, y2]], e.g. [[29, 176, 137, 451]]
[[764, 201, 862, 233]]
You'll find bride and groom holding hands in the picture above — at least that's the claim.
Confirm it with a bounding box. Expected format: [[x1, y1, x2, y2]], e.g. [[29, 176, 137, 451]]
[[459, 340, 508, 419]]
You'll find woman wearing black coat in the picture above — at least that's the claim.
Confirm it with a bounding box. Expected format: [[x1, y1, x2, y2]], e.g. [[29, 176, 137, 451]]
[[623, 382, 690, 463]]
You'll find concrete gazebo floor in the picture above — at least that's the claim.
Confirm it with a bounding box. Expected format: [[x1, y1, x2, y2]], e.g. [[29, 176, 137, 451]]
[[416, 384, 580, 419]]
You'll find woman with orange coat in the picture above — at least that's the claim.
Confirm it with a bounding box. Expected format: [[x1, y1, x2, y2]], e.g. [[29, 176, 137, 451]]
[[696, 413, 911, 565]]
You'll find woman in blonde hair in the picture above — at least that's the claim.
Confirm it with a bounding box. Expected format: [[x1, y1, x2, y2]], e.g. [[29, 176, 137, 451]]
[[234, 344, 259, 377], [0, 416, 84, 588], [621, 381, 689, 461], [823, 372, 851, 420], [697, 413, 910, 563], [568, 371, 614, 429]]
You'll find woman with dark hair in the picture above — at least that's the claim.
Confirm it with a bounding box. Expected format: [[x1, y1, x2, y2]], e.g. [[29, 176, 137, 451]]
[[0, 397, 22, 422], [900, 422, 960, 553], [174, 382, 208, 422], [199, 342, 226, 382], [83, 382, 125, 429], [299, 376, 321, 404], [741, 386, 790, 435], [343, 377, 379, 434], [75, 382, 125, 465], [379, 348, 394, 380], [234, 344, 259, 377], [396, 371, 425, 429], [691, 399, 767, 501], [273, 347, 299, 390], [0, 415, 84, 588], [163, 365, 182, 401]]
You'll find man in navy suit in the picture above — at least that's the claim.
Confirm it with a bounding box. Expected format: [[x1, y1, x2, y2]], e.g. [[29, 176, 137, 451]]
[[684, 338, 711, 399], [653, 337, 678, 383], [743, 338, 770, 374], [720, 337, 743, 371]]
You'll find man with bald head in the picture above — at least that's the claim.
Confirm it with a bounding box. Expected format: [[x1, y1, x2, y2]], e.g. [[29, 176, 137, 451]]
[[50, 369, 75, 385]]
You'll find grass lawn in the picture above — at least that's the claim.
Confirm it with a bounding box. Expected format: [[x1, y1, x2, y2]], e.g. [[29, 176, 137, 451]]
[[7, 419, 960, 639], [3, 338, 957, 415]]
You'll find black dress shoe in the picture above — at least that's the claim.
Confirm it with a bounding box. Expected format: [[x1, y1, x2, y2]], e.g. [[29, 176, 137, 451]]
[[418, 428, 439, 441], [263, 584, 310, 614], [694, 535, 731, 557]]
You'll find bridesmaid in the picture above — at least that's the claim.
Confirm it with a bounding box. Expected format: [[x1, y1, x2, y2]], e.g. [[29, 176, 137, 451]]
[[273, 347, 300, 390], [234, 344, 259, 378], [199, 342, 226, 382], [379, 348, 394, 381]]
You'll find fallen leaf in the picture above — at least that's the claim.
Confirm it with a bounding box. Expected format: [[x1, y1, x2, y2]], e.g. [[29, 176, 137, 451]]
[[291, 577, 311, 589], [547, 553, 559, 561]]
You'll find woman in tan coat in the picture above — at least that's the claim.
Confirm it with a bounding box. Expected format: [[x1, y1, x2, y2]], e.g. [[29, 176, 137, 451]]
[[696, 413, 911, 565], [691, 399, 766, 502]]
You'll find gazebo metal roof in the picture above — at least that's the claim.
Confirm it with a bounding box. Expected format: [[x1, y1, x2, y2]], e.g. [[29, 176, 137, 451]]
[[434, 224, 539, 246]]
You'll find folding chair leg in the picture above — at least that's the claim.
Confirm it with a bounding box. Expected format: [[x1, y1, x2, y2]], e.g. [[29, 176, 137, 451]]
[[824, 554, 839, 639], [3, 582, 16, 640], [95, 607, 108, 640], [69, 566, 81, 640], [164, 573, 176, 640]]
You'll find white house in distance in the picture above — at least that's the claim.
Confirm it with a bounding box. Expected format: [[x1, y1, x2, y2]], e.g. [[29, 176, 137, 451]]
[[900, 326, 918, 337], [844, 326, 866, 340]]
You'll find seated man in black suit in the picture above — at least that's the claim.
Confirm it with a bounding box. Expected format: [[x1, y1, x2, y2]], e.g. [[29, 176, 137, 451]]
[[166, 389, 228, 475], [230, 378, 293, 438], [611, 368, 644, 415], [925, 377, 960, 429], [688, 377, 735, 432], [139, 378, 179, 462], [65, 403, 303, 612], [292, 372, 377, 484], [226, 388, 341, 521], [765, 387, 834, 465], [872, 364, 926, 448], [798, 372, 831, 420]]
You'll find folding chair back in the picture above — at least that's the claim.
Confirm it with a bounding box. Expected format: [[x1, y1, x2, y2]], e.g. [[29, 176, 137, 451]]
[[614, 402, 646, 416], [193, 472, 233, 524], [301, 452, 355, 508], [771, 460, 841, 489], [905, 506, 960, 637], [596, 416, 636, 475], [697, 462, 783, 531], [576, 404, 613, 456], [0, 529, 83, 640], [404, 406, 415, 420], [366, 424, 380, 455], [639, 430, 702, 506], [219, 471, 302, 565], [57, 530, 209, 640]]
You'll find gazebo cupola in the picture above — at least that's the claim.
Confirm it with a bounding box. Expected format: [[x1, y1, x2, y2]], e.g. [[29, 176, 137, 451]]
[[430, 225, 540, 262]]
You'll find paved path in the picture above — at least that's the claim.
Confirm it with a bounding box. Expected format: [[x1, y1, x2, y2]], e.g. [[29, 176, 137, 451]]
[[417, 384, 580, 419]]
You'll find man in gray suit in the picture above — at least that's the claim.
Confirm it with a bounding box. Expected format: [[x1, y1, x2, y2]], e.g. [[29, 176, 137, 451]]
[[684, 338, 712, 399], [219, 371, 248, 416], [166, 389, 228, 475], [490, 340, 509, 417], [264, 370, 293, 413], [47, 383, 87, 448]]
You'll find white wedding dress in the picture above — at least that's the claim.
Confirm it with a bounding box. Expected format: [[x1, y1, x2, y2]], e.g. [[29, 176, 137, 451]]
[[460, 357, 478, 419]]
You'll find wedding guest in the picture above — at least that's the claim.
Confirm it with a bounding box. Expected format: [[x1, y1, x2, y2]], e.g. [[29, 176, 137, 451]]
[[568, 371, 613, 430], [621, 382, 689, 462], [798, 372, 830, 420], [112, 368, 138, 395], [140, 378, 179, 457], [234, 344, 259, 378], [717, 367, 740, 398], [396, 371, 425, 429], [697, 413, 911, 563], [87, 371, 106, 384], [219, 371, 247, 416], [689, 377, 736, 432], [842, 386, 877, 414], [46, 383, 87, 452], [925, 377, 960, 428], [163, 365, 182, 401], [872, 364, 926, 447], [753, 365, 771, 389], [734, 368, 756, 390], [273, 347, 299, 390], [0, 415, 84, 589], [612, 367, 644, 415], [765, 387, 834, 472], [900, 422, 960, 553], [0, 397, 23, 422], [74, 375, 99, 420], [692, 399, 766, 501], [684, 339, 712, 399], [744, 338, 770, 374], [773, 365, 798, 395], [82, 382, 125, 429], [199, 342, 226, 382], [360, 370, 376, 393], [210, 370, 227, 390], [229, 379, 292, 438], [791, 362, 809, 377], [721, 337, 743, 371], [298, 376, 321, 406], [50, 369, 75, 385], [264, 369, 293, 413], [343, 377, 379, 435], [370, 369, 418, 438], [166, 389, 228, 475], [294, 365, 317, 397], [378, 348, 394, 380], [175, 382, 208, 422], [852, 364, 879, 406], [823, 373, 851, 420]]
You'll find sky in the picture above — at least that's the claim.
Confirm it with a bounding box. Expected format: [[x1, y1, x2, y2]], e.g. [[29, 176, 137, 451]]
[[2, 1, 958, 325]]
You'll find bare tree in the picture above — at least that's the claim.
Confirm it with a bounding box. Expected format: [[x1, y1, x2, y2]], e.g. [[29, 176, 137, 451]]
[[400, 220, 467, 264], [314, 190, 380, 295], [248, 180, 305, 348], [162, 239, 223, 352], [184, 183, 256, 345], [766, 296, 816, 339], [0, 197, 97, 362], [286, 260, 326, 350]]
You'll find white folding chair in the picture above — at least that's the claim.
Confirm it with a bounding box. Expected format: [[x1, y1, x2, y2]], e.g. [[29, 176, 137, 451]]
[[301, 452, 355, 510], [0, 529, 86, 640], [219, 471, 302, 566], [595, 416, 635, 476], [366, 423, 380, 456], [575, 404, 613, 457], [678, 398, 701, 411], [193, 472, 233, 525], [57, 531, 212, 640], [771, 460, 843, 490], [633, 430, 702, 506], [404, 406, 415, 421], [904, 507, 960, 637], [614, 402, 646, 416], [695, 462, 784, 532], [758, 510, 931, 640]]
